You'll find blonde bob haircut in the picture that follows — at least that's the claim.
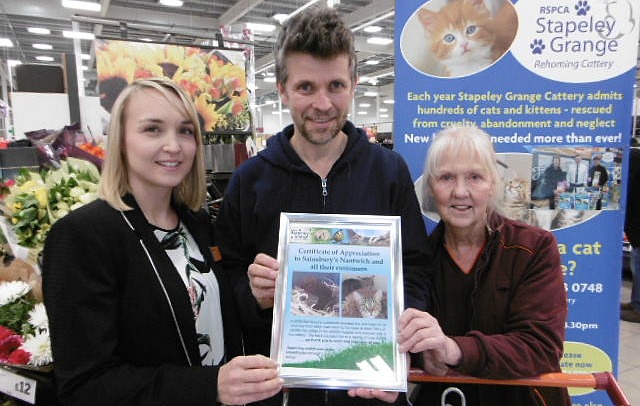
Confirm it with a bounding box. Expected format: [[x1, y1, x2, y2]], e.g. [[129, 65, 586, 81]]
[[421, 126, 503, 219], [98, 77, 206, 211]]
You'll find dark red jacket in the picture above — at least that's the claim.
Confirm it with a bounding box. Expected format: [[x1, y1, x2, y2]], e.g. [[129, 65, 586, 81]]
[[408, 214, 570, 406]]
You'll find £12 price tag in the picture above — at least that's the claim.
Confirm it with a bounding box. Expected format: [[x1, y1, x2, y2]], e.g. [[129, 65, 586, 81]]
[[0, 368, 37, 404]]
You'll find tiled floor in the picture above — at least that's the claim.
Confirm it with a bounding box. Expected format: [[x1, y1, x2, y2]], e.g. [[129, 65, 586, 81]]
[[618, 278, 639, 405]]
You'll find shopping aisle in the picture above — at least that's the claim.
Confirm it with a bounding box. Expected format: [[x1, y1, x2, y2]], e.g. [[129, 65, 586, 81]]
[[618, 279, 640, 405]]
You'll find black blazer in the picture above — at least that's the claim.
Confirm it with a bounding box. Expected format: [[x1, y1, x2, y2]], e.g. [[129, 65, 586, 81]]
[[42, 195, 243, 406]]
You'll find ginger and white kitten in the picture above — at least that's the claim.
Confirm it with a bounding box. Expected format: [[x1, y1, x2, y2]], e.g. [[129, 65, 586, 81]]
[[418, 0, 517, 77]]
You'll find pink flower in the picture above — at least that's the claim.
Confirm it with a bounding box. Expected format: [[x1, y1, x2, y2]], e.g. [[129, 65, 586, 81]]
[[7, 348, 31, 365], [0, 332, 24, 361], [0, 325, 17, 340]]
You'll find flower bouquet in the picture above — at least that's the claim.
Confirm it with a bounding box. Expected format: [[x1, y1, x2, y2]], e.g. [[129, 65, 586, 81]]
[[0, 281, 51, 369]]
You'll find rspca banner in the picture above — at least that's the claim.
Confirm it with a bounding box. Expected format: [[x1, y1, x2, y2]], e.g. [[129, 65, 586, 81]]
[[393, 0, 638, 404]]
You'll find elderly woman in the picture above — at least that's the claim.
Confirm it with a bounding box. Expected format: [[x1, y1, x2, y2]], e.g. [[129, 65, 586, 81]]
[[399, 127, 570, 406]]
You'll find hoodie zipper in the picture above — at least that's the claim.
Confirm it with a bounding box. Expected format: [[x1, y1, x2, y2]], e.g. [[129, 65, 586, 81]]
[[321, 178, 328, 209]]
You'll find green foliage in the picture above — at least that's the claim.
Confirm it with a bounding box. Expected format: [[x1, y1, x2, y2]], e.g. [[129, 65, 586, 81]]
[[0, 295, 36, 337], [284, 342, 394, 370]]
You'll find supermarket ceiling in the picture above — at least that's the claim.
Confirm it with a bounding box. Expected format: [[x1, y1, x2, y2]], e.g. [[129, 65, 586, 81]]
[[1, 1, 639, 106], [0, 0, 396, 105]]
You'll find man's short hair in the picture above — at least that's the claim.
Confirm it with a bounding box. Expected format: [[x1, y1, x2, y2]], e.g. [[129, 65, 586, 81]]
[[273, 7, 358, 86]]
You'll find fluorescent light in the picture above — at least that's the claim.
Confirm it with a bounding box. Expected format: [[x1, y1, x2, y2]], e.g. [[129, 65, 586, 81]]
[[36, 56, 55, 62], [276, 0, 321, 23], [33, 43, 53, 50], [380, 114, 389, 118], [246, 22, 276, 33], [63, 30, 96, 40], [28, 27, 51, 35], [379, 108, 388, 112], [81, 65, 89, 71], [263, 77, 276, 83], [80, 53, 91, 60], [367, 37, 393, 45], [364, 59, 379, 65], [383, 99, 394, 104], [61, 0, 101, 12], [140, 37, 153, 42], [158, 0, 183, 6], [8, 60, 22, 67], [353, 11, 395, 32], [357, 111, 368, 115], [364, 91, 378, 97], [363, 26, 382, 33], [272, 13, 289, 24], [359, 103, 371, 108], [0, 38, 14, 47]]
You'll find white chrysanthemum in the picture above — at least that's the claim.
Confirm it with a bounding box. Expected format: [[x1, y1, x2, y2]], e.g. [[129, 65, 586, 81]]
[[0, 281, 31, 306], [28, 303, 49, 331], [21, 332, 52, 367]]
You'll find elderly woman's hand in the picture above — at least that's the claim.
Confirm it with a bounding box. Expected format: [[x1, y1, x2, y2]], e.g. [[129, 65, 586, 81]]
[[397, 308, 462, 375]]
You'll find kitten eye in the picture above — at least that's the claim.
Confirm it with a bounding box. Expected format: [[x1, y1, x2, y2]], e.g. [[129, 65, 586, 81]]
[[466, 25, 477, 35], [443, 33, 455, 43]]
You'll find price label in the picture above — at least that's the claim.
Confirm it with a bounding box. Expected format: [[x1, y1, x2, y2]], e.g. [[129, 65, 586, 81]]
[[0, 368, 37, 404]]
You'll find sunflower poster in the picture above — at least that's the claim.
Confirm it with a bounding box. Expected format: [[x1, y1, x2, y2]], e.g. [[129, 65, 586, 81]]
[[95, 39, 251, 134]]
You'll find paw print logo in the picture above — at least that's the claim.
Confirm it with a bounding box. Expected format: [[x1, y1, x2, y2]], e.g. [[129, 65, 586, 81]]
[[575, 0, 590, 16], [530, 39, 545, 55]]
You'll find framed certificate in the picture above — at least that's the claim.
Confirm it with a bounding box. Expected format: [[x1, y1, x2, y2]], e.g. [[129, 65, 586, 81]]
[[270, 213, 407, 391]]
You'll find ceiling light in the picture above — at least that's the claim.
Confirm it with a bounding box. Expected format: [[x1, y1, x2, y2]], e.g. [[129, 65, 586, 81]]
[[28, 27, 51, 35], [159, 0, 183, 6], [353, 11, 395, 32], [61, 0, 101, 12], [63, 30, 95, 40], [383, 99, 394, 104], [80, 53, 91, 60], [0, 38, 14, 47], [8, 60, 22, 67], [364, 59, 379, 65], [81, 65, 89, 71], [140, 37, 153, 42], [275, 0, 321, 23], [364, 91, 378, 97], [246, 22, 276, 33], [363, 26, 382, 33], [367, 37, 393, 45], [379, 108, 388, 112], [263, 77, 276, 83], [272, 14, 289, 24], [36, 56, 55, 62], [380, 114, 389, 118], [357, 111, 368, 115], [33, 43, 53, 50], [359, 103, 371, 108]]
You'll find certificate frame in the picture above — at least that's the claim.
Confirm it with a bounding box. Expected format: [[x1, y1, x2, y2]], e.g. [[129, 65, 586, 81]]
[[270, 213, 407, 391]]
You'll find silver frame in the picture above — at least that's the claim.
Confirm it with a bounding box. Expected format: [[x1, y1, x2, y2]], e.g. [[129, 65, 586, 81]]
[[270, 213, 407, 391]]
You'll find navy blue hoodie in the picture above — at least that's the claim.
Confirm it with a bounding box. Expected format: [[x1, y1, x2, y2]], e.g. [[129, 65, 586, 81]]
[[215, 121, 430, 357]]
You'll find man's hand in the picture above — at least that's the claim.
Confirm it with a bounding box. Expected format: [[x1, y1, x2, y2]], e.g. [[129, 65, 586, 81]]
[[217, 355, 283, 405], [248, 253, 279, 309]]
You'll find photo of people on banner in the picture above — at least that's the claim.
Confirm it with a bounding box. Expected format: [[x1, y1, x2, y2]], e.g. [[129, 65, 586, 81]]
[[416, 147, 623, 231], [95, 39, 251, 134]]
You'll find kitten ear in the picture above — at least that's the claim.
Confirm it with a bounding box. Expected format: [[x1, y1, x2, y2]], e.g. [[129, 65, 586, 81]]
[[465, 0, 491, 15], [417, 8, 438, 33]]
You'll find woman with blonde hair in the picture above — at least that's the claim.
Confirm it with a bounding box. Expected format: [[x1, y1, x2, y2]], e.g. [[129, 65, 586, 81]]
[[43, 77, 282, 406]]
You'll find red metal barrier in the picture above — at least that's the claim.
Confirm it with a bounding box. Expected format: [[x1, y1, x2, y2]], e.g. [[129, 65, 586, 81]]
[[408, 369, 631, 406]]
